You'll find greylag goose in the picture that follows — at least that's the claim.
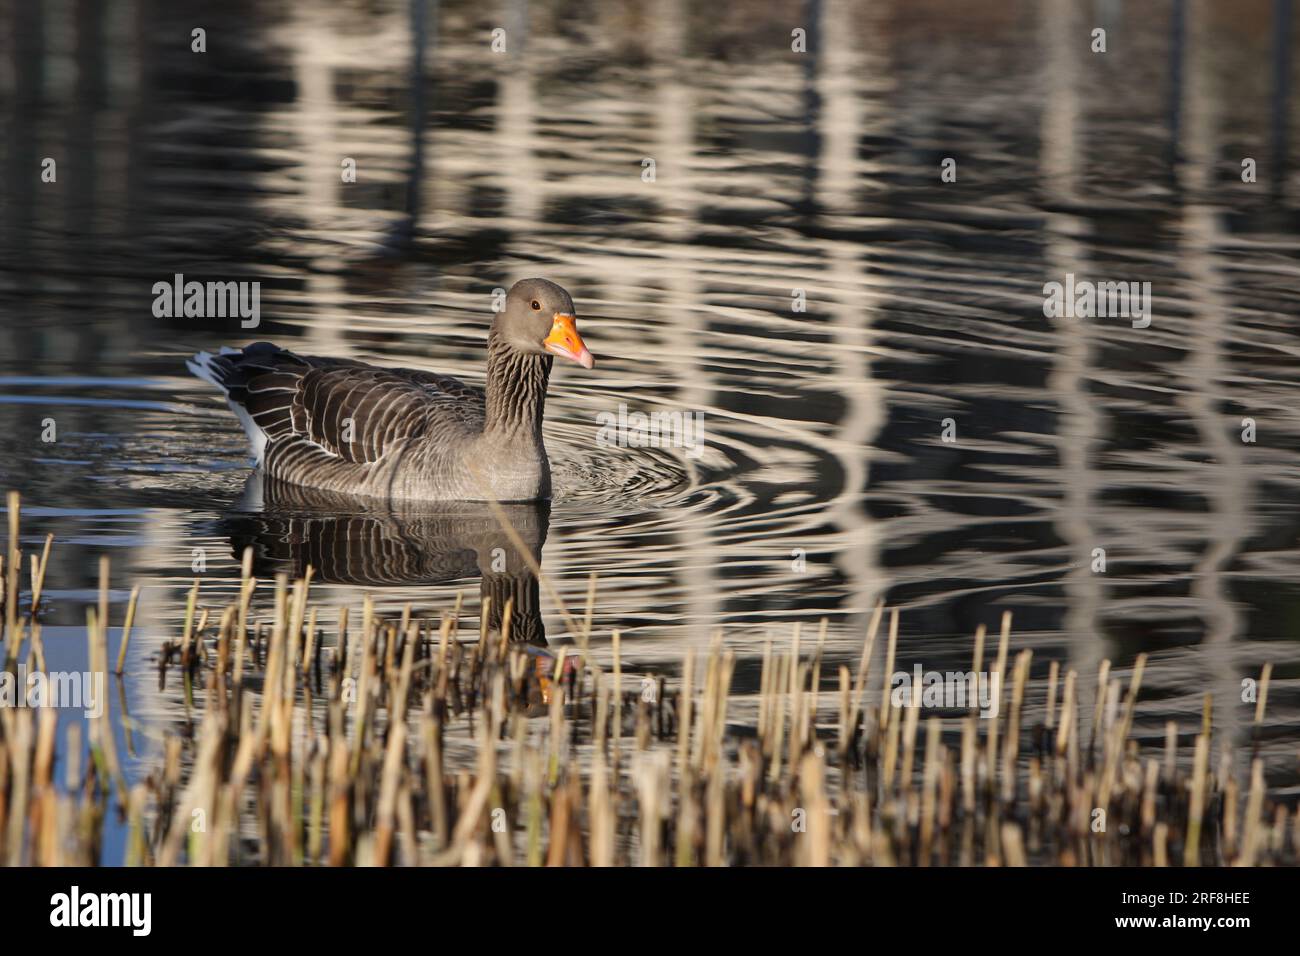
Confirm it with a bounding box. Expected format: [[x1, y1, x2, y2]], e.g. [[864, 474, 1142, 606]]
[[188, 279, 593, 502]]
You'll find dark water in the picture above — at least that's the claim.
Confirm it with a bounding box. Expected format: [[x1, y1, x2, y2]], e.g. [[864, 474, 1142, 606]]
[[2, 0, 1300, 861]]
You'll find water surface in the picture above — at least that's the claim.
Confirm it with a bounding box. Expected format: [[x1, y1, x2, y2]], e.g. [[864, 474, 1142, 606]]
[[1, 0, 1299, 861]]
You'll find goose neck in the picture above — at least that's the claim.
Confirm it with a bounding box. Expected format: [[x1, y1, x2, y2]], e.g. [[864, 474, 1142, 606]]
[[484, 333, 551, 436]]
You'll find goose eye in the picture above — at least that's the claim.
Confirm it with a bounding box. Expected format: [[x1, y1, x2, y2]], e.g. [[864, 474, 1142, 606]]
[[530, 300, 541, 311]]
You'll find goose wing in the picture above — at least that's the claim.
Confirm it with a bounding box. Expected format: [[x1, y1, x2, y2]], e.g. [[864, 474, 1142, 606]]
[[188, 342, 484, 466]]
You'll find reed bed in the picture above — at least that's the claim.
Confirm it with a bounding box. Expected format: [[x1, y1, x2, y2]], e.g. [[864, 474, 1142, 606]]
[[0, 491, 1295, 867]]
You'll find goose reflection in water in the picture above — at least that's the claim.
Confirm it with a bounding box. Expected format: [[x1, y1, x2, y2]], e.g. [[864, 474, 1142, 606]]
[[222, 475, 551, 651]]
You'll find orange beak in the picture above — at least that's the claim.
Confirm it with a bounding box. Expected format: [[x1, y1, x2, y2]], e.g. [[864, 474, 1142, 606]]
[[543, 313, 594, 369]]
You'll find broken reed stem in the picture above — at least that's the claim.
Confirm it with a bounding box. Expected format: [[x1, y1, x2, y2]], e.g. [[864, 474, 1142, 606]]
[[846, 601, 884, 757], [29, 532, 53, 610], [5, 492, 20, 662], [1253, 663, 1272, 729], [878, 608, 899, 734], [1185, 733, 1210, 866], [114, 585, 141, 676]]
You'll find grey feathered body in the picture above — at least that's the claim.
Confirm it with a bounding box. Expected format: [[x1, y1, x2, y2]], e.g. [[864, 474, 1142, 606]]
[[187, 340, 555, 502]]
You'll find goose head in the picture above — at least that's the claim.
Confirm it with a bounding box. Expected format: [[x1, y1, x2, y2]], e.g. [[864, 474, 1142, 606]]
[[494, 278, 595, 369]]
